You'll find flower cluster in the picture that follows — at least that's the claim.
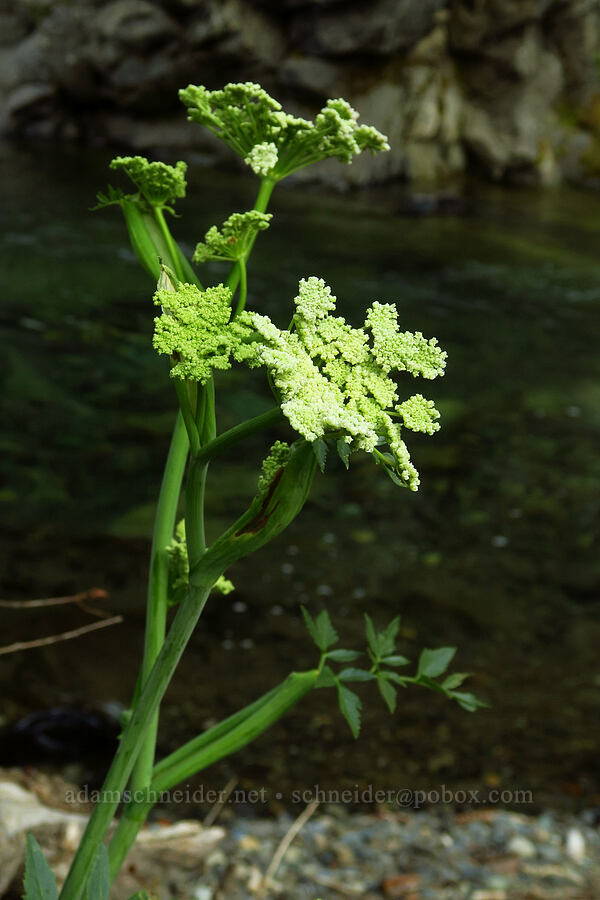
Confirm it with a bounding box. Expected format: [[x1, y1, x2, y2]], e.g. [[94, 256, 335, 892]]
[[193, 211, 272, 264], [153, 282, 235, 381], [179, 82, 389, 181], [167, 520, 233, 606], [152, 274, 445, 490], [109, 156, 187, 207], [257, 441, 291, 496], [235, 278, 446, 490]]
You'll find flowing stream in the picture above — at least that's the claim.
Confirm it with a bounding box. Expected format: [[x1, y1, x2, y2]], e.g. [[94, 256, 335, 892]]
[[1, 143, 599, 815]]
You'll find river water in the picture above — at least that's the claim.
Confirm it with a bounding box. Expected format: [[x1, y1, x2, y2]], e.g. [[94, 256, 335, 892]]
[[1, 143, 599, 815]]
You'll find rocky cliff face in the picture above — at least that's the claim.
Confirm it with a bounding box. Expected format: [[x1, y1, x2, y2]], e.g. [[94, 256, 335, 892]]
[[1, 0, 599, 186]]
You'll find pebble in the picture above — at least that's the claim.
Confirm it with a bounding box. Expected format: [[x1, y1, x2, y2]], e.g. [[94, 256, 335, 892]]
[[567, 827, 586, 863], [192, 888, 212, 900], [507, 834, 537, 858], [4, 770, 600, 900], [188, 807, 600, 899]]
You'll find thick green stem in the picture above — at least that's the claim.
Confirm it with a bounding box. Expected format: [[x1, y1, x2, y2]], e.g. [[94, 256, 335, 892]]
[[153, 670, 317, 791], [154, 206, 184, 282], [200, 376, 216, 445], [107, 670, 318, 875], [234, 257, 247, 318], [254, 176, 276, 215], [194, 407, 284, 468], [226, 177, 275, 295], [186, 379, 217, 570], [185, 456, 208, 570], [58, 582, 212, 900], [173, 379, 200, 454], [128, 412, 189, 796]]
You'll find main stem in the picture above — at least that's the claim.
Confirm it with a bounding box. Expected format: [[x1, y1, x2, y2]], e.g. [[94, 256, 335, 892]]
[[59, 582, 212, 900], [129, 411, 189, 795], [63, 175, 278, 899]]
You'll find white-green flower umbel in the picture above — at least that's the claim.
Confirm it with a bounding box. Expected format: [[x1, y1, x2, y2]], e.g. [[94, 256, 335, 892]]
[[257, 441, 291, 496], [109, 156, 187, 207], [193, 211, 272, 264], [152, 274, 445, 490], [153, 282, 236, 381], [179, 82, 390, 181], [234, 278, 446, 490], [245, 142, 279, 177]]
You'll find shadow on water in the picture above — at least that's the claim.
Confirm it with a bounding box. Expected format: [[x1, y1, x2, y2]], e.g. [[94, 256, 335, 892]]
[[1, 142, 599, 815]]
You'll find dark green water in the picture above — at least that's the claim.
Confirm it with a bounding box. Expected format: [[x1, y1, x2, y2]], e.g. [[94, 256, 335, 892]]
[[1, 143, 599, 813]]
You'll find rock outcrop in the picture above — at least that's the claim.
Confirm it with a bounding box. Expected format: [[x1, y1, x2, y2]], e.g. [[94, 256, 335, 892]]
[[1, 0, 599, 186]]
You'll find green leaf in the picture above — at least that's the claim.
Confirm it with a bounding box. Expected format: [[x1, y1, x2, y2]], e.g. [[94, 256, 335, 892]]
[[127, 893, 156, 900], [314, 610, 338, 651], [87, 844, 110, 900], [338, 668, 376, 682], [337, 684, 361, 738], [364, 614, 379, 657], [441, 672, 470, 691], [375, 452, 408, 488], [301, 606, 337, 651], [417, 647, 456, 678], [379, 616, 401, 656], [91, 184, 126, 210], [364, 614, 401, 659], [315, 665, 337, 688], [326, 649, 362, 662], [23, 834, 58, 900], [380, 670, 408, 686], [415, 673, 447, 693], [301, 605, 317, 644], [312, 438, 328, 473], [377, 673, 397, 713], [381, 654, 410, 667], [336, 438, 350, 470], [450, 690, 490, 712]]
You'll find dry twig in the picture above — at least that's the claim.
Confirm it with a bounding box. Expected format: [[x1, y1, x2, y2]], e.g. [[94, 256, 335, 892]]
[[0, 587, 108, 609], [256, 799, 319, 898], [0, 614, 123, 657], [204, 776, 239, 827], [0, 588, 120, 656]]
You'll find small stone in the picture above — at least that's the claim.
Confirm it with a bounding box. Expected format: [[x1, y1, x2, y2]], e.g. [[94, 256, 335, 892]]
[[238, 833, 260, 851], [192, 887, 212, 900], [507, 834, 536, 858], [566, 827, 586, 864], [382, 873, 420, 898]]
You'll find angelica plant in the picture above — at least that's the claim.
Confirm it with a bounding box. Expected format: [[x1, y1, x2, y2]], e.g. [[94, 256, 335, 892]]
[[24, 82, 484, 900]]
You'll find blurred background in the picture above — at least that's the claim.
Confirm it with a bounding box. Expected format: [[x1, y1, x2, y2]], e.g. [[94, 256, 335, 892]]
[[1, 0, 600, 817]]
